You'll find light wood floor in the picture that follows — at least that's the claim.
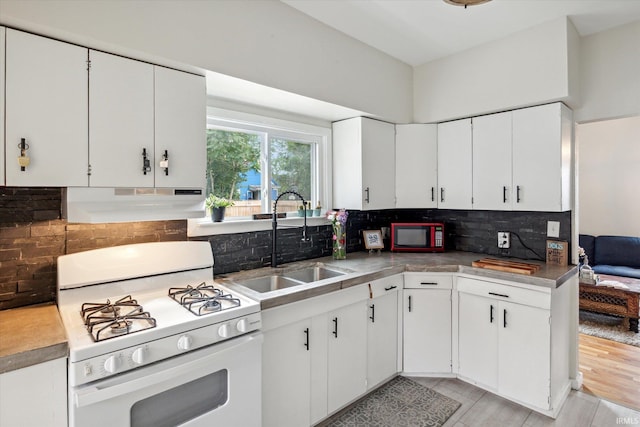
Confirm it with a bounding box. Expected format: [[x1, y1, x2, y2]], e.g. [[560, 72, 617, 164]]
[[579, 332, 640, 411]]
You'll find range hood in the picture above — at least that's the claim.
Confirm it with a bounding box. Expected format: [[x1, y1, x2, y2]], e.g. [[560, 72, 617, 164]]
[[64, 187, 205, 223]]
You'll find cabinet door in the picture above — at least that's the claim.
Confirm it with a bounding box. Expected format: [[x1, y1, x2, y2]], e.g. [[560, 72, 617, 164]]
[[512, 103, 569, 211], [458, 292, 498, 389], [367, 290, 398, 389], [262, 318, 312, 427], [395, 124, 438, 208], [437, 119, 472, 209], [5, 29, 88, 187], [327, 301, 367, 414], [472, 112, 512, 210], [154, 67, 206, 189], [0, 358, 67, 427], [498, 301, 550, 409], [361, 118, 396, 210], [332, 118, 363, 209], [89, 50, 154, 187], [403, 289, 452, 374]]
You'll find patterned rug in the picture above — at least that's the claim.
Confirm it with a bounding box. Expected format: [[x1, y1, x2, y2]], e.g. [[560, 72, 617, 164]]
[[323, 376, 461, 427], [579, 310, 640, 347]]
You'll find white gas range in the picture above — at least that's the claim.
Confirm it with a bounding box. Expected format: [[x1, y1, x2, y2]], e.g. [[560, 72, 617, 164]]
[[57, 241, 262, 427]]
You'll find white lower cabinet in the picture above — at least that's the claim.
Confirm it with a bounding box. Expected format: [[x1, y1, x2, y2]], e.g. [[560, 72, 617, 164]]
[[0, 358, 67, 427], [366, 278, 400, 390], [457, 275, 571, 416], [262, 317, 312, 427], [327, 301, 368, 414], [403, 273, 452, 374], [261, 276, 402, 427]]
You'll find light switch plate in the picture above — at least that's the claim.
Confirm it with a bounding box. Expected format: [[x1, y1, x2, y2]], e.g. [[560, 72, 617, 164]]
[[547, 221, 560, 238]]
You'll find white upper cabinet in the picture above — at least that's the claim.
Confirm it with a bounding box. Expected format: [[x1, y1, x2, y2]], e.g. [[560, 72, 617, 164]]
[[88, 50, 155, 188], [0, 27, 5, 186], [437, 118, 472, 209], [472, 111, 513, 210], [5, 29, 88, 187], [395, 124, 438, 208], [332, 117, 395, 210], [154, 66, 206, 189], [512, 103, 572, 211]]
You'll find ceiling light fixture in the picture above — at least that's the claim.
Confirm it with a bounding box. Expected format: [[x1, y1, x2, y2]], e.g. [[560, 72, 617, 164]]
[[443, 0, 492, 9]]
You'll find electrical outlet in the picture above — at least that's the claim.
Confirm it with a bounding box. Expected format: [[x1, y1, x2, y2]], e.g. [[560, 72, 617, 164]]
[[547, 221, 560, 238], [498, 232, 510, 249]]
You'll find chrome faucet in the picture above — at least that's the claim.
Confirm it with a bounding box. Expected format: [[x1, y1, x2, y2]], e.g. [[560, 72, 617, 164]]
[[272, 191, 310, 268]]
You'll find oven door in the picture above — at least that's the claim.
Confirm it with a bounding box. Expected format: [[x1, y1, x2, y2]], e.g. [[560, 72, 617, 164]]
[[69, 332, 262, 427]]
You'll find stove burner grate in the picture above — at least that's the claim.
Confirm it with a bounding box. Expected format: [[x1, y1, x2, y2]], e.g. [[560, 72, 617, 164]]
[[169, 283, 241, 316], [81, 295, 156, 342]]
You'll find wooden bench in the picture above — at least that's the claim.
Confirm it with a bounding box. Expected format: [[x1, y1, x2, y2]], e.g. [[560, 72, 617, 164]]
[[579, 274, 640, 333]]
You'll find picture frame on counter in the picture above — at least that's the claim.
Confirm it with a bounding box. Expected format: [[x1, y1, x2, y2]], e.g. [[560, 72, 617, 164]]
[[363, 230, 384, 250]]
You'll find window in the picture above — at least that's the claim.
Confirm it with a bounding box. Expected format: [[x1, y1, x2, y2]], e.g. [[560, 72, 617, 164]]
[[206, 110, 329, 219]]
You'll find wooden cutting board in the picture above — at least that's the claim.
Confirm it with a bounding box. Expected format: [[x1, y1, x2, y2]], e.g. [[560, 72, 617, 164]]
[[472, 258, 540, 275]]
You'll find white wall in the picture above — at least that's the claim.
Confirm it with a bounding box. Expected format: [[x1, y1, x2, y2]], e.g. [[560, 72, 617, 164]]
[[0, 0, 413, 123], [413, 17, 578, 123], [577, 115, 640, 237], [576, 20, 640, 123]]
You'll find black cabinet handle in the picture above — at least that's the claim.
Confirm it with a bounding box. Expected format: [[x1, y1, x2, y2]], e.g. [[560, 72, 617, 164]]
[[489, 292, 509, 298], [490, 304, 494, 323], [440, 187, 445, 203], [364, 187, 370, 204], [142, 148, 151, 175], [516, 185, 521, 203], [304, 328, 309, 351], [503, 186, 507, 203], [408, 295, 412, 313], [384, 285, 397, 291], [503, 309, 507, 328], [18, 138, 30, 171], [431, 187, 435, 202], [161, 149, 169, 176], [332, 317, 338, 338], [370, 304, 375, 323], [420, 282, 438, 286]]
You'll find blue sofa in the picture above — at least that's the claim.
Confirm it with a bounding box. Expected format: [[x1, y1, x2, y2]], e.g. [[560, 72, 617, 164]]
[[579, 234, 640, 279]]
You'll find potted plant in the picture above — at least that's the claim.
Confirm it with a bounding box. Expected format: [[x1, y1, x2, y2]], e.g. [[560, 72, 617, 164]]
[[205, 195, 234, 222]]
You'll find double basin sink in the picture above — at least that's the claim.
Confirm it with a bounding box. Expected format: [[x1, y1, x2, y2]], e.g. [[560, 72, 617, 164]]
[[231, 265, 348, 293]]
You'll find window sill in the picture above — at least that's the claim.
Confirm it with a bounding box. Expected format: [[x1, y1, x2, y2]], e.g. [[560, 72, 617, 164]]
[[187, 216, 330, 237]]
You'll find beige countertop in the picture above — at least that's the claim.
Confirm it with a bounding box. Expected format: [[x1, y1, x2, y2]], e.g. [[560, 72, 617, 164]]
[[218, 251, 578, 310], [0, 303, 68, 374]]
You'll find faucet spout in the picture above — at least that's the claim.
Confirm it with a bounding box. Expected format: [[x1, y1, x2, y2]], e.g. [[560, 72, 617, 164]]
[[272, 191, 310, 268]]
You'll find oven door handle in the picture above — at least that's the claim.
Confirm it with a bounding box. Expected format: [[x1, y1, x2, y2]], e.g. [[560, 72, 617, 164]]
[[74, 333, 261, 408]]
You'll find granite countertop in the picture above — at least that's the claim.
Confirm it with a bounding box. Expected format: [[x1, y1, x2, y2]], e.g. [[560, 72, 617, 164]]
[[218, 251, 578, 310], [0, 303, 68, 374]]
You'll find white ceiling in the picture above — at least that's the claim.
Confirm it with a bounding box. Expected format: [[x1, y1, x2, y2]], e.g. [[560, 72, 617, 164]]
[[282, 0, 640, 66]]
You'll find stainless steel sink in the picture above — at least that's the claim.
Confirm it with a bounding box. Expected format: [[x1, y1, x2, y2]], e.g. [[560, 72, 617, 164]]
[[237, 275, 303, 293], [233, 265, 348, 293], [284, 266, 346, 283]]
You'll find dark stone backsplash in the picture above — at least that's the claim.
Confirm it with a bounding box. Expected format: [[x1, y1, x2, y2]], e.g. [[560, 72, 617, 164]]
[[0, 187, 572, 309]]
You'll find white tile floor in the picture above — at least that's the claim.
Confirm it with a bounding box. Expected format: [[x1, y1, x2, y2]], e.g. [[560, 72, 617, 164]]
[[408, 377, 640, 427]]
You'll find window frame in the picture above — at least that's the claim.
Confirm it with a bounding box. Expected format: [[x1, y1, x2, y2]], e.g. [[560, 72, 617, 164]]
[[188, 107, 332, 237]]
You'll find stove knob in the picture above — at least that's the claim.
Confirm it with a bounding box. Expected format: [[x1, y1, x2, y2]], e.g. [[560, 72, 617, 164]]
[[131, 347, 147, 365], [218, 323, 230, 338], [236, 318, 249, 333], [177, 335, 193, 351], [103, 355, 121, 373]]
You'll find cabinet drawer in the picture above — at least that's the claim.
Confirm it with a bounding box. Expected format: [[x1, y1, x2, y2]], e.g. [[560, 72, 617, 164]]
[[403, 273, 453, 289], [367, 276, 401, 298], [457, 276, 550, 309]]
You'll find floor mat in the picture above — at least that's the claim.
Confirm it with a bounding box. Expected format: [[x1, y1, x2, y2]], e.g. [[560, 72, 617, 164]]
[[324, 376, 461, 427]]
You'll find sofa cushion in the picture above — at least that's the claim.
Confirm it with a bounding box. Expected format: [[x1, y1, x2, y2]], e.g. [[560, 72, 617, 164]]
[[595, 235, 640, 269], [592, 265, 640, 279], [579, 234, 596, 265]]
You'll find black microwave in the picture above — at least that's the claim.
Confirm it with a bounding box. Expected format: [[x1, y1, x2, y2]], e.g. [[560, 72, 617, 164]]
[[390, 222, 445, 252]]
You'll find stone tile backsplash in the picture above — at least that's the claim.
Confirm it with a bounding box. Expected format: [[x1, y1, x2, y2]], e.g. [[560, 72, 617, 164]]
[[0, 188, 572, 310]]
